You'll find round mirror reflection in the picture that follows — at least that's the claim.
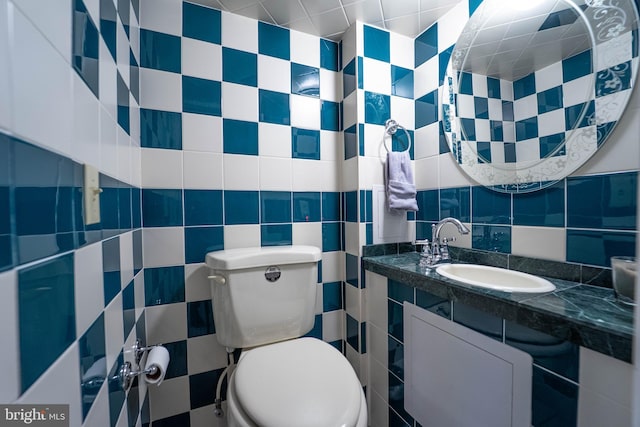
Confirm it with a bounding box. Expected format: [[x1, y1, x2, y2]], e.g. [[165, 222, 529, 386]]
[[443, 0, 639, 193]]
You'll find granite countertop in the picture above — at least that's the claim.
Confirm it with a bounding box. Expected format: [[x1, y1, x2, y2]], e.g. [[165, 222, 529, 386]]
[[363, 251, 634, 362]]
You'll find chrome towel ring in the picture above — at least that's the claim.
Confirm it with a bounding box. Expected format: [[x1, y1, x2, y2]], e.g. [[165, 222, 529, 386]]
[[383, 119, 412, 153]]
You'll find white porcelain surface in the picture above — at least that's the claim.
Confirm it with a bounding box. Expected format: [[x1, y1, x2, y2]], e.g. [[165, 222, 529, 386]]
[[206, 245, 320, 270], [435, 264, 556, 293]]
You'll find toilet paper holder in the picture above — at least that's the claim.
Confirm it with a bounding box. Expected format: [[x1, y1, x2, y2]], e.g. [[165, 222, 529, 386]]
[[118, 339, 161, 391]]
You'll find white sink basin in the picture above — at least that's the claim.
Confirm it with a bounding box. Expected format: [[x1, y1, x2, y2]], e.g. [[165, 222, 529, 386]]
[[435, 263, 556, 293]]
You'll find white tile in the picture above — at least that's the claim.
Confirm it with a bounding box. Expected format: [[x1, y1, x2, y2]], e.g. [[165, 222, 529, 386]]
[[117, 127, 132, 184], [143, 227, 185, 268], [414, 57, 438, 98], [104, 293, 124, 370], [259, 123, 292, 158], [415, 156, 439, 190], [12, 0, 72, 62], [320, 69, 341, 102], [187, 335, 227, 375], [345, 343, 361, 380], [221, 11, 258, 53], [290, 29, 320, 67], [363, 57, 391, 95], [259, 157, 292, 190], [322, 310, 343, 343], [341, 156, 358, 191], [223, 154, 260, 190], [145, 303, 188, 345], [258, 55, 291, 93], [578, 388, 631, 427], [365, 271, 387, 330], [501, 79, 513, 101], [141, 148, 183, 189], [475, 119, 491, 142], [82, 378, 110, 427], [185, 263, 212, 302], [183, 113, 222, 153], [139, 68, 182, 112], [320, 160, 341, 191], [320, 130, 340, 161], [120, 231, 134, 286], [291, 159, 323, 191], [596, 31, 633, 71], [321, 251, 343, 283], [100, 107, 119, 178], [183, 151, 224, 189], [134, 273, 145, 319], [11, 6, 73, 156], [290, 95, 321, 129], [511, 226, 566, 262], [148, 378, 191, 422], [368, 322, 388, 367], [223, 225, 261, 249], [182, 37, 222, 80], [437, 1, 467, 49], [579, 347, 633, 408], [0, 270, 19, 402], [359, 156, 386, 189], [139, 0, 181, 35], [82, 0, 100, 28], [116, 18, 129, 83], [292, 222, 322, 248], [389, 31, 414, 69], [74, 242, 104, 338], [369, 386, 389, 427], [17, 343, 83, 427], [414, 122, 440, 159], [0, 0, 11, 133], [342, 90, 357, 129], [345, 283, 363, 321], [222, 82, 258, 122], [439, 153, 473, 189], [130, 145, 142, 188], [390, 96, 415, 130], [563, 74, 594, 107], [537, 109, 566, 137], [341, 24, 357, 66], [488, 98, 503, 121], [315, 282, 323, 314], [513, 94, 537, 121], [472, 73, 489, 98], [344, 222, 359, 255], [535, 61, 563, 92], [130, 100, 141, 148], [99, 38, 118, 121], [72, 73, 101, 167]]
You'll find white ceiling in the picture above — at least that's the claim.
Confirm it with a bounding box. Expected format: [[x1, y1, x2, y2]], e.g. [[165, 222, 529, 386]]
[[187, 0, 462, 40]]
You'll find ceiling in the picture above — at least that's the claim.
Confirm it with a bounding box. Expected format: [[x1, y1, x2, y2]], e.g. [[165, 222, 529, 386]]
[[187, 0, 462, 40]]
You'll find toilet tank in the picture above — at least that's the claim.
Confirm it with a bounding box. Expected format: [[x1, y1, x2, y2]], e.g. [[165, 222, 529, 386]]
[[205, 246, 321, 349]]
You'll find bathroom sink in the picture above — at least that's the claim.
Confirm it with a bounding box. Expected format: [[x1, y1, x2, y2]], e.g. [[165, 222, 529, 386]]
[[435, 264, 556, 293]]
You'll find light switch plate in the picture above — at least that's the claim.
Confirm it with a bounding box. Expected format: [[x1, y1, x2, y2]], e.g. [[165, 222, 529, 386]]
[[83, 164, 101, 225]]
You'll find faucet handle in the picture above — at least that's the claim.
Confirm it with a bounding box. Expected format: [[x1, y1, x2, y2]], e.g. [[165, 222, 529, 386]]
[[414, 239, 430, 245]]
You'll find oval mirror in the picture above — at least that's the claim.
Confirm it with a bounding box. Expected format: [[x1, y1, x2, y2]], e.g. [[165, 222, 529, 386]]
[[442, 0, 639, 193]]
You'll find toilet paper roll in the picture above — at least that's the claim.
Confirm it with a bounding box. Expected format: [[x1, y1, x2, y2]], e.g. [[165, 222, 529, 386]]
[[144, 346, 170, 386]]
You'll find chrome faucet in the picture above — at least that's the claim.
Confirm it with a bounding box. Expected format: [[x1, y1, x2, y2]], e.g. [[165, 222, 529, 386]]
[[415, 217, 470, 267]]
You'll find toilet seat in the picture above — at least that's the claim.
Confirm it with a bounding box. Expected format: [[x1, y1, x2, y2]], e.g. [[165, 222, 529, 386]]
[[231, 337, 363, 427]]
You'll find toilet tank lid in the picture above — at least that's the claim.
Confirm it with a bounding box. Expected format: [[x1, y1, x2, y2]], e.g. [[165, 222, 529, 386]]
[[206, 246, 321, 270]]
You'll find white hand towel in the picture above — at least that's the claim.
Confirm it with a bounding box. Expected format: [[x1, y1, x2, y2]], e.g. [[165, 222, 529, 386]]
[[385, 151, 418, 211]]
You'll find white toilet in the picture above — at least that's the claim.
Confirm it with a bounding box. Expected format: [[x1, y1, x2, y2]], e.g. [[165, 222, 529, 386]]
[[205, 245, 367, 427]]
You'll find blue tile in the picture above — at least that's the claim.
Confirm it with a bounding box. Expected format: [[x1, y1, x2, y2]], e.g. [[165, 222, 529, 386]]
[[304, 314, 323, 340], [322, 222, 341, 252], [321, 100, 340, 131], [188, 300, 215, 337], [564, 100, 595, 131], [160, 340, 187, 380], [359, 123, 365, 156], [346, 252, 358, 287], [490, 120, 503, 142], [343, 58, 356, 97], [117, 72, 130, 134], [322, 192, 340, 221], [365, 92, 390, 125], [516, 117, 539, 141], [391, 129, 414, 159], [100, 0, 117, 61], [224, 191, 259, 225], [358, 56, 363, 89], [108, 353, 125, 427], [388, 280, 414, 303], [132, 188, 142, 229], [258, 22, 290, 60], [182, 76, 221, 116], [538, 86, 564, 114], [365, 190, 373, 222], [291, 63, 320, 97], [487, 77, 501, 99], [438, 121, 450, 154], [532, 366, 577, 427], [293, 192, 321, 222], [261, 224, 292, 246], [102, 237, 120, 306], [389, 407, 411, 427], [133, 229, 143, 275], [79, 314, 106, 420], [359, 190, 366, 222], [323, 281, 342, 311], [415, 24, 437, 67], [513, 73, 536, 100], [438, 45, 453, 86], [189, 369, 223, 411], [117, 0, 129, 35], [469, 0, 483, 15], [504, 143, 517, 163], [539, 6, 581, 30], [391, 66, 413, 99], [567, 229, 635, 267], [388, 336, 404, 379], [126, 379, 139, 427], [416, 289, 450, 319], [513, 181, 565, 227], [472, 186, 510, 224], [119, 186, 132, 231], [502, 100, 514, 121], [122, 280, 135, 338], [140, 29, 181, 73], [345, 191, 357, 222], [292, 128, 320, 160], [100, 175, 120, 238], [140, 108, 182, 149], [129, 50, 140, 103], [388, 299, 403, 341], [567, 172, 637, 230], [540, 133, 566, 158], [142, 189, 183, 227], [346, 314, 359, 351], [453, 302, 502, 340], [363, 25, 390, 62], [144, 266, 185, 306], [596, 61, 632, 97], [151, 412, 190, 427], [183, 2, 221, 44], [223, 119, 258, 155], [259, 89, 290, 125], [344, 124, 357, 159], [222, 47, 257, 87], [440, 187, 470, 222], [185, 226, 224, 263], [18, 253, 76, 392], [415, 90, 438, 128], [184, 190, 223, 226], [0, 135, 11, 272], [476, 141, 491, 163], [260, 191, 292, 223], [458, 71, 473, 95], [416, 190, 439, 221], [597, 121, 616, 147], [562, 49, 592, 83], [472, 224, 512, 253], [360, 322, 367, 354], [474, 96, 489, 119], [320, 39, 339, 71], [73, 0, 99, 98]]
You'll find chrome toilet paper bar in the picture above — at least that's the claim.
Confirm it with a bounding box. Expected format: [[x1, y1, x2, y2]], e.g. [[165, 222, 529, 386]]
[[118, 339, 169, 391]]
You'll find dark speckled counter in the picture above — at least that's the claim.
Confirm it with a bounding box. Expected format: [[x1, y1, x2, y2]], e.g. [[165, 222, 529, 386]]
[[363, 251, 634, 362]]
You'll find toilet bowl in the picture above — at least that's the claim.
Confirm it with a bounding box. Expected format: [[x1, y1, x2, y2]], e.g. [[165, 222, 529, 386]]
[[225, 338, 367, 427]]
